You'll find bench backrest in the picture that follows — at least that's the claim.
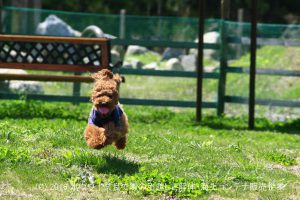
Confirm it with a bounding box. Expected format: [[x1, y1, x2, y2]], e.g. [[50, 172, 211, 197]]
[[0, 34, 110, 72]]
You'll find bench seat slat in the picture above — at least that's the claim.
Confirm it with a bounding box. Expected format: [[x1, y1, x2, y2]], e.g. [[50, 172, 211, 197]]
[[0, 34, 109, 45], [0, 63, 102, 73], [0, 73, 94, 82]]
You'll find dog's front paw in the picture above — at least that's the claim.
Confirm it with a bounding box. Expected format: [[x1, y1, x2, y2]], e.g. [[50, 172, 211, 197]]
[[84, 124, 110, 149]]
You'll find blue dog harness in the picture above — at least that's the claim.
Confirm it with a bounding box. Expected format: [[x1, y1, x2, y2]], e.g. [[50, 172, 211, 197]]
[[88, 105, 123, 127]]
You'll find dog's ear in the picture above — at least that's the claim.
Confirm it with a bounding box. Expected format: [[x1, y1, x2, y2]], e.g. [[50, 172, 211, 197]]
[[92, 69, 113, 80], [113, 73, 122, 85]]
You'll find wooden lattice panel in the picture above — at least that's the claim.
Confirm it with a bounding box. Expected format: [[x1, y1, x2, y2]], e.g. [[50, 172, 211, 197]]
[[0, 35, 110, 72]]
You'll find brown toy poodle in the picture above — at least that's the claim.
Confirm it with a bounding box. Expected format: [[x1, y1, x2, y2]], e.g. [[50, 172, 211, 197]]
[[84, 69, 128, 150]]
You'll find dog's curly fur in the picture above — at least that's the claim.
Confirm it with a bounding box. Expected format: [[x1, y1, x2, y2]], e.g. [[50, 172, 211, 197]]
[[84, 69, 128, 150]]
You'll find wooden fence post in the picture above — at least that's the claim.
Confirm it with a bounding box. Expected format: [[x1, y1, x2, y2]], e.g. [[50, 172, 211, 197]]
[[249, 0, 257, 129], [221, 0, 231, 19], [0, 0, 2, 34], [237, 8, 244, 58], [217, 0, 229, 116], [119, 9, 126, 39], [196, 0, 205, 122], [72, 72, 81, 103], [217, 20, 228, 116]]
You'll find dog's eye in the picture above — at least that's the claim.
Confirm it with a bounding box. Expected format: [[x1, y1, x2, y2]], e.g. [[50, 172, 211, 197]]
[[107, 94, 113, 98]]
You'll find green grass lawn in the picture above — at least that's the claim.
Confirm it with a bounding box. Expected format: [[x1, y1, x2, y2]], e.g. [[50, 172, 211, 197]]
[[0, 100, 299, 199]]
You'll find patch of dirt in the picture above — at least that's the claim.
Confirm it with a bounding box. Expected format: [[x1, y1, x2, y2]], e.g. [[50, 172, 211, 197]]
[[0, 182, 34, 199], [266, 156, 300, 177], [208, 194, 252, 200]]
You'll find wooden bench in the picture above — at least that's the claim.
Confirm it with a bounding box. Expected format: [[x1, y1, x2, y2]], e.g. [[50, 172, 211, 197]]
[[0, 34, 111, 84]]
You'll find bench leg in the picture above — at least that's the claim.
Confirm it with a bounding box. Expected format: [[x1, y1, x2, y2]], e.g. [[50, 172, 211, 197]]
[[72, 72, 81, 104]]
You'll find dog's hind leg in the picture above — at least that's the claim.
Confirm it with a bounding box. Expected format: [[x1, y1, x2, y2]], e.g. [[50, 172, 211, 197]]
[[114, 136, 127, 150]]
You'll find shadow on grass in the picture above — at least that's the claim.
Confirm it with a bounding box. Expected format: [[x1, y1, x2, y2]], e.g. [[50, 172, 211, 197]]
[[264, 118, 300, 135], [95, 154, 140, 176], [68, 152, 140, 176], [198, 116, 300, 135]]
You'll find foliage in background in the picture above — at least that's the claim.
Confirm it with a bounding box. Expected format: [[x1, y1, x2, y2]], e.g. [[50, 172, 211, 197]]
[[7, 0, 298, 24]]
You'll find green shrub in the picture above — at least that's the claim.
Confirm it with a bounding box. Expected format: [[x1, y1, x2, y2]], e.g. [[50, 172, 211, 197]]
[[0, 147, 31, 164], [264, 152, 298, 166]]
